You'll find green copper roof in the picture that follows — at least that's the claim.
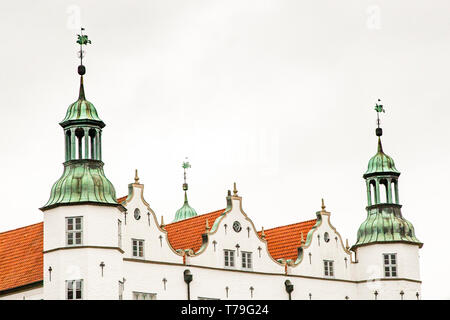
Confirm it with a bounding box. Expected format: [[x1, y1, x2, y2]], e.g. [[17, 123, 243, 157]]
[[42, 160, 118, 210], [60, 77, 105, 127], [173, 192, 198, 222], [353, 205, 422, 248], [365, 138, 399, 176]]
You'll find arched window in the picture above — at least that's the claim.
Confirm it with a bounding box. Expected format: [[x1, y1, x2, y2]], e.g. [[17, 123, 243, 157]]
[[370, 180, 376, 205], [379, 179, 388, 203], [75, 128, 85, 159], [65, 130, 72, 160]]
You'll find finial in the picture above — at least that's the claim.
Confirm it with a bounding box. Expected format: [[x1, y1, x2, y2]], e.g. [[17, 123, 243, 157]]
[[321, 198, 326, 211], [227, 190, 231, 197], [374, 99, 385, 137], [261, 227, 266, 240], [233, 182, 238, 196], [345, 239, 350, 250], [301, 232, 305, 245], [182, 158, 191, 191], [205, 219, 210, 232], [134, 169, 139, 183], [160, 215, 165, 228]]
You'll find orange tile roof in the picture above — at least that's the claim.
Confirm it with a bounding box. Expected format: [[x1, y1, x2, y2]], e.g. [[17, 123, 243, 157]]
[[117, 196, 127, 203], [0, 222, 43, 292], [165, 209, 226, 252], [258, 219, 317, 261]]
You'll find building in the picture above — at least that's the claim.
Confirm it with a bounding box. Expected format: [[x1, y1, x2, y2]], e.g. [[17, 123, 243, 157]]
[[0, 40, 423, 300]]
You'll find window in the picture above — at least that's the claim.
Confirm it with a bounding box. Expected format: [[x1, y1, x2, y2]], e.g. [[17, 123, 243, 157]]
[[383, 253, 397, 277], [324, 260, 334, 277], [66, 280, 83, 300], [132, 239, 144, 258], [118, 220, 122, 249], [242, 252, 253, 270], [224, 250, 235, 267], [133, 292, 156, 300], [119, 281, 124, 300], [66, 217, 82, 246]]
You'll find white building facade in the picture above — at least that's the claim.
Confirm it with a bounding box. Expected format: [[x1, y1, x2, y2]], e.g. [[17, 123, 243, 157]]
[[0, 60, 423, 301]]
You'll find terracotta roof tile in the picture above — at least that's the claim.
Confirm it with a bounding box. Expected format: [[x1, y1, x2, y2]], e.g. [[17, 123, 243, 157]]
[[165, 209, 226, 252], [117, 196, 127, 203], [258, 219, 317, 261], [0, 222, 43, 292]]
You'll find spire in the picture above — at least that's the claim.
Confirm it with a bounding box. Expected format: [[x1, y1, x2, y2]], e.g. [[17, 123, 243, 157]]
[[78, 76, 85, 100], [377, 137, 383, 153]]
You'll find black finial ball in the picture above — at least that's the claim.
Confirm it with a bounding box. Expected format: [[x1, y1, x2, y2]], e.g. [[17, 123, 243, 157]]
[[376, 127, 383, 137], [78, 65, 86, 75]]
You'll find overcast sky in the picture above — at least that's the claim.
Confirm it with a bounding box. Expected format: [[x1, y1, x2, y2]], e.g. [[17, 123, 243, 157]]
[[1, 0, 449, 299]]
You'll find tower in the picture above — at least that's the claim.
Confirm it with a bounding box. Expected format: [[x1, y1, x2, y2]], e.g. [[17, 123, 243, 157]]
[[173, 159, 197, 222], [40, 30, 125, 300], [352, 100, 422, 300]]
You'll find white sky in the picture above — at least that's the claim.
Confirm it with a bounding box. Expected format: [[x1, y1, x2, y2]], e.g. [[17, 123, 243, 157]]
[[1, 0, 449, 299]]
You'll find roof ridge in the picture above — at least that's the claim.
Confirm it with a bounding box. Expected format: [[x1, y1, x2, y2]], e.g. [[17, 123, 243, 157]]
[[166, 208, 226, 226], [262, 218, 317, 233], [0, 221, 43, 236]]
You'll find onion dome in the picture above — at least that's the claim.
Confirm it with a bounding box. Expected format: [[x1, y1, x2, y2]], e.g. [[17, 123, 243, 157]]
[[42, 160, 118, 209], [364, 138, 400, 176], [59, 77, 105, 128], [174, 192, 198, 222]]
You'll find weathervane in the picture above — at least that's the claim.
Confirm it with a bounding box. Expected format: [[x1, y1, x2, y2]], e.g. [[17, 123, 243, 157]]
[[76, 27, 92, 75], [374, 99, 385, 137], [182, 158, 191, 191]]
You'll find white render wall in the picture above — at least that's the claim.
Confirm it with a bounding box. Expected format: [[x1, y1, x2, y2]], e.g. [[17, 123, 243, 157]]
[[0, 287, 43, 300], [43, 204, 125, 300]]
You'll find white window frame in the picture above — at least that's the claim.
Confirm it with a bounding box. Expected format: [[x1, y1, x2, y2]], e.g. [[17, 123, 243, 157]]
[[66, 279, 83, 300], [241, 251, 253, 270], [66, 217, 83, 246], [324, 260, 334, 277], [383, 253, 398, 278], [133, 292, 157, 300], [224, 249, 235, 268], [132, 239, 145, 259]]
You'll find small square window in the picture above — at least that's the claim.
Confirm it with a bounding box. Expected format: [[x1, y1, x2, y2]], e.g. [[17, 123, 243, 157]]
[[224, 250, 235, 267], [383, 253, 398, 278], [324, 260, 334, 277], [66, 217, 82, 246], [242, 252, 253, 270], [66, 280, 83, 300], [132, 239, 144, 258]]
